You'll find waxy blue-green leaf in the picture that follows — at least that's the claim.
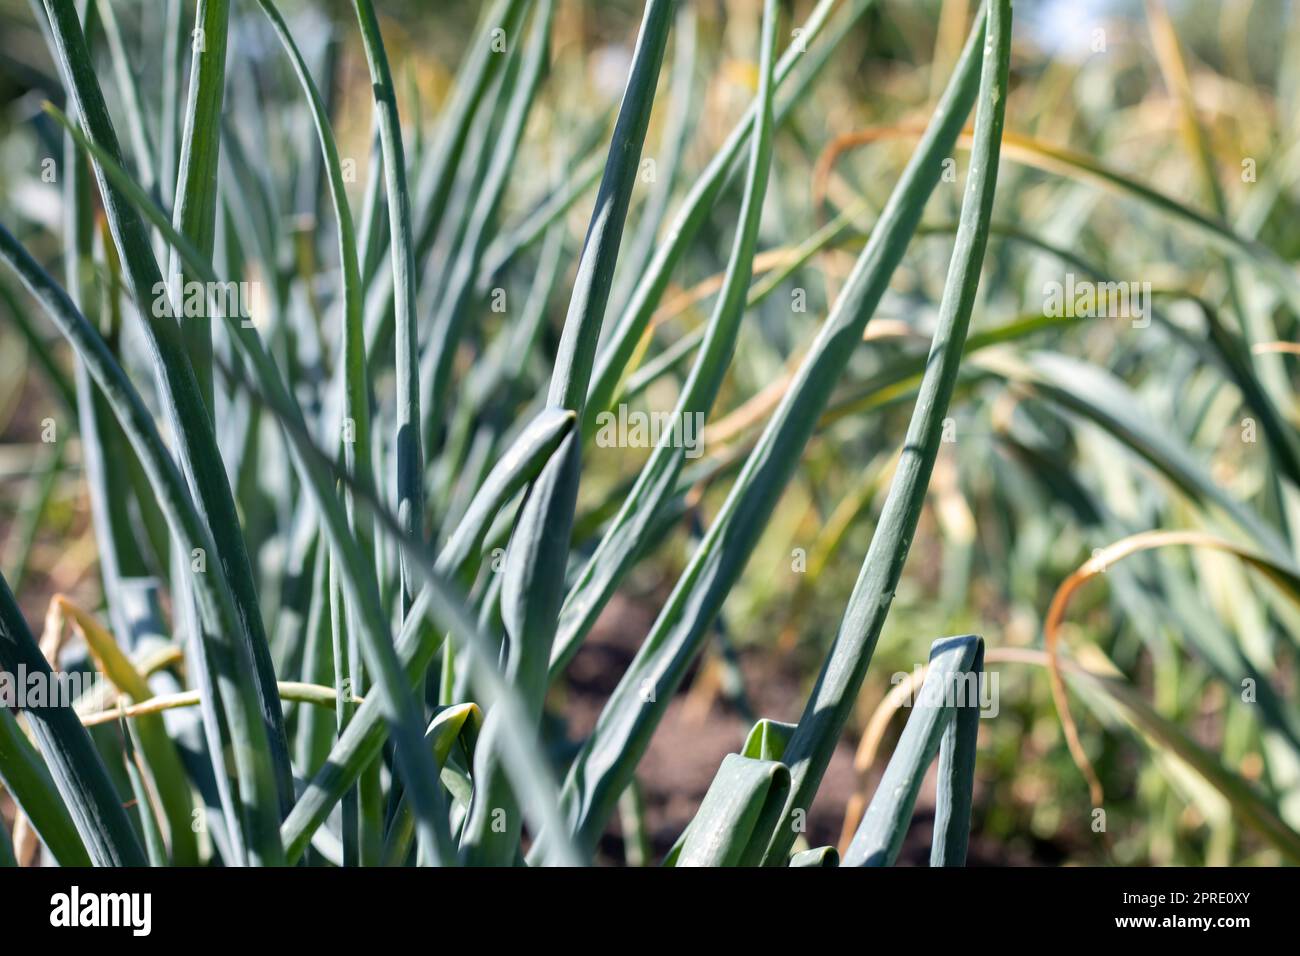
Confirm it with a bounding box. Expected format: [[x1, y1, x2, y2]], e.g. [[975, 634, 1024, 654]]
[[38, 0, 290, 861], [676, 753, 789, 867], [352, 0, 426, 631], [540, 2, 991, 860], [583, 0, 878, 430], [789, 846, 839, 867], [0, 694, 92, 866], [271, 406, 574, 861], [842, 636, 984, 866], [57, 90, 458, 865], [420, 0, 554, 453], [760, 0, 1011, 866], [549, 0, 778, 677], [383, 703, 483, 866], [168, 0, 230, 412], [462, 0, 673, 865], [0, 567, 144, 865]]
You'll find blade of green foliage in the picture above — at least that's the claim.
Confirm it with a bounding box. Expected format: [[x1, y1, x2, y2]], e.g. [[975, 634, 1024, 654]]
[[64, 124, 154, 641], [0, 217, 280, 862], [607, 0, 699, 323], [120, 716, 166, 865], [1, 442, 62, 595], [539, 2, 991, 861], [255, 0, 372, 519], [997, 134, 1300, 316], [0, 699, 92, 865], [979, 350, 1291, 560], [545, 0, 672, 413], [256, 10, 374, 855], [94, 0, 156, 196], [458, 433, 580, 863], [461, 0, 673, 864], [362, 0, 530, 353], [352, 0, 426, 631], [216, 356, 583, 865], [1063, 657, 1300, 862], [760, 0, 1010, 865], [231, 408, 570, 858], [68, 599, 198, 865], [742, 718, 798, 762], [931, 638, 984, 866], [843, 635, 984, 866], [383, 703, 482, 866], [168, 0, 230, 413], [478, 148, 604, 287], [550, 0, 778, 676], [55, 93, 460, 863], [583, 0, 877, 430], [675, 753, 789, 867], [0, 280, 77, 411], [159, 0, 182, 195], [789, 846, 839, 867], [39, 0, 291, 858], [421, 0, 553, 452], [0, 568, 144, 865]]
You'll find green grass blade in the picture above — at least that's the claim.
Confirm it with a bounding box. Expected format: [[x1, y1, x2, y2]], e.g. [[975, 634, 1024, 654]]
[[63, 75, 159, 694], [979, 349, 1291, 560], [472, 0, 672, 866], [761, 0, 1011, 865], [582, 0, 877, 431], [41, 111, 467, 867], [546, 0, 673, 413], [0, 280, 77, 411], [221, 374, 582, 865], [541, 2, 990, 860], [351, 0, 425, 627], [256, 0, 370, 482], [993, 132, 1300, 317], [842, 635, 983, 866], [2, 442, 63, 595], [550, 0, 779, 676], [437, 407, 576, 578], [789, 846, 839, 867], [255, 2, 375, 773], [362, 0, 531, 354], [458, 432, 580, 863], [120, 717, 166, 866], [39, 0, 292, 850], [159, 0, 183, 196], [382, 704, 482, 866], [94, 0, 156, 196], [676, 753, 789, 867], [607, 0, 699, 322], [0, 219, 280, 863], [63, 599, 198, 866], [168, 0, 230, 413], [931, 639, 984, 866], [420, 0, 553, 451], [0, 700, 92, 866], [0, 568, 145, 865]]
